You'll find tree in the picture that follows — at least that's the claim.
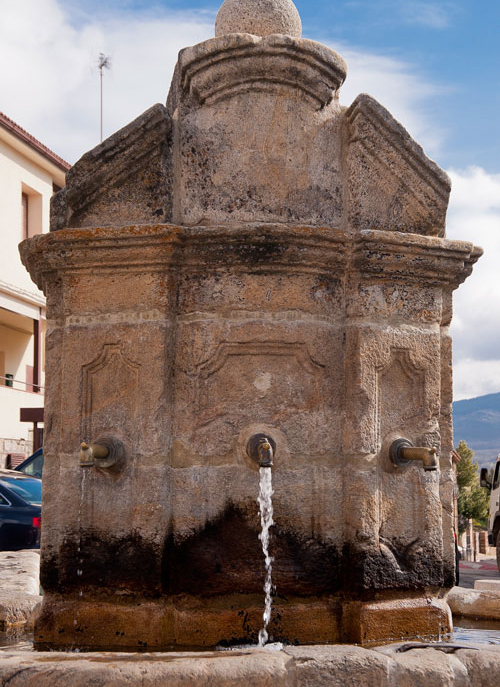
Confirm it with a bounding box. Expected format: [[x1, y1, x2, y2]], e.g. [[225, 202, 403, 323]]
[[455, 439, 489, 532]]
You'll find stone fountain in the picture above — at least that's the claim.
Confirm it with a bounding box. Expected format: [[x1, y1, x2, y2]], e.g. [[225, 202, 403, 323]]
[[21, 0, 481, 651]]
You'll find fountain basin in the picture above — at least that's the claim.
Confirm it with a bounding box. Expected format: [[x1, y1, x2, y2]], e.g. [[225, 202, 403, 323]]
[[1, 644, 500, 686]]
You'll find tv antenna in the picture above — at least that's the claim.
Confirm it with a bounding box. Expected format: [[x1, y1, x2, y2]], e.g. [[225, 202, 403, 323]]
[[97, 53, 111, 142]]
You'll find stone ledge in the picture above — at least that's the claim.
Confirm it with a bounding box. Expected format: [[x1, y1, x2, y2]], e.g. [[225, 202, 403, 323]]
[[448, 585, 500, 620], [0, 592, 41, 631], [0, 551, 40, 596], [20, 223, 480, 294], [474, 580, 500, 592], [0, 644, 500, 686], [0, 551, 41, 631], [178, 34, 347, 108]]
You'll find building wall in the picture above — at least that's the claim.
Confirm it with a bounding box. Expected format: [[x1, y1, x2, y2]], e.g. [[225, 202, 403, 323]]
[[0, 139, 54, 293], [0, 116, 68, 466]]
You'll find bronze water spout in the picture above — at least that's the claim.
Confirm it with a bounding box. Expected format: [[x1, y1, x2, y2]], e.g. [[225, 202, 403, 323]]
[[390, 438, 438, 471], [80, 441, 109, 467], [79, 437, 125, 470], [246, 433, 275, 467]]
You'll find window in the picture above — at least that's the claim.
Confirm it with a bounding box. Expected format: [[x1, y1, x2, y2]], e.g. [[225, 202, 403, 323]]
[[22, 192, 29, 239], [21, 186, 43, 238], [493, 462, 500, 491]]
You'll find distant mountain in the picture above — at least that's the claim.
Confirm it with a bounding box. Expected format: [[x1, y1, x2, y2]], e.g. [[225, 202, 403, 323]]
[[453, 392, 500, 468]]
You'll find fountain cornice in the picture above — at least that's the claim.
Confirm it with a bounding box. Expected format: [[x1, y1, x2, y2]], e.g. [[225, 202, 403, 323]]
[[176, 34, 347, 109], [20, 223, 480, 294]]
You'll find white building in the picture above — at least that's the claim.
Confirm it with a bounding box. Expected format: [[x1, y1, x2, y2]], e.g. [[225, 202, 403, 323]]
[[0, 112, 69, 467]]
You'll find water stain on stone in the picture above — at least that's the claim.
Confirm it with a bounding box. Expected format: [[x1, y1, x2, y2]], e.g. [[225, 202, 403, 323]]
[[44, 531, 162, 595], [163, 504, 341, 597]]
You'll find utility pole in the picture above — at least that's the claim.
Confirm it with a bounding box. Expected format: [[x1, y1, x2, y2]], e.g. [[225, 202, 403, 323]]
[[97, 53, 111, 143]]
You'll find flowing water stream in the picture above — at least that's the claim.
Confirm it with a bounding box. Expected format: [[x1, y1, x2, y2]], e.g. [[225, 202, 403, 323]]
[[257, 466, 274, 647]]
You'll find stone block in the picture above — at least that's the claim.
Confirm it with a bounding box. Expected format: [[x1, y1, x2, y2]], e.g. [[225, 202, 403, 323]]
[[341, 595, 452, 644], [0, 592, 41, 630], [346, 94, 451, 236], [52, 104, 173, 230], [475, 580, 500, 592], [447, 586, 500, 620]]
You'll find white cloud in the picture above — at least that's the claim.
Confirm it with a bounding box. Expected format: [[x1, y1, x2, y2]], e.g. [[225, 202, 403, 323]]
[[398, 1, 454, 29], [447, 167, 500, 399], [0, 0, 213, 163], [452, 359, 500, 402], [337, 44, 445, 158]]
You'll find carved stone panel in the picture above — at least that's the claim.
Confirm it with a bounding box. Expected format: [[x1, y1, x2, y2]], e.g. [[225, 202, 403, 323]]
[[81, 343, 140, 444], [376, 347, 441, 574], [376, 347, 426, 443], [346, 94, 451, 236], [189, 340, 325, 457]]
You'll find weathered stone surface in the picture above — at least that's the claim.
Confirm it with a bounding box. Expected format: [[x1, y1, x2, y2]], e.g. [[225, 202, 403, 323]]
[[19, 0, 482, 650], [20, 223, 477, 647], [0, 592, 41, 630], [51, 104, 173, 230], [0, 551, 41, 630], [2, 645, 500, 686], [376, 644, 472, 687], [0, 551, 40, 596], [457, 647, 500, 687], [346, 94, 451, 236], [448, 586, 500, 620], [288, 645, 392, 687], [169, 34, 346, 226], [0, 649, 292, 686], [474, 579, 500, 592], [215, 0, 302, 37], [341, 596, 452, 644]]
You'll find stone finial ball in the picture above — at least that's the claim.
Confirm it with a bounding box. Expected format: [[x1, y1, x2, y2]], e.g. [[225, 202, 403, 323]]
[[215, 0, 302, 38]]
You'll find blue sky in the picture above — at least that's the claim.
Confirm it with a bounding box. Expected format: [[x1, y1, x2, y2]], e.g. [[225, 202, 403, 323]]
[[1, 0, 500, 399]]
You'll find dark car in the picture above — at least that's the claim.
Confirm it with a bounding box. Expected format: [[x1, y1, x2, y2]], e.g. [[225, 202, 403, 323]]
[[14, 448, 44, 479], [0, 469, 42, 550]]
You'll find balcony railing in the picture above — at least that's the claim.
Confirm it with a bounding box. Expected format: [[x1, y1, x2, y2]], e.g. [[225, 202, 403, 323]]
[[0, 374, 44, 393]]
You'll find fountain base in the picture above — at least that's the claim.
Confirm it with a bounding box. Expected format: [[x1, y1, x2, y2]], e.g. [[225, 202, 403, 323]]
[[34, 592, 451, 651]]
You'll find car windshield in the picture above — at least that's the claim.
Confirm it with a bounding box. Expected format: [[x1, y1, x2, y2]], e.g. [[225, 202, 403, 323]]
[[0, 476, 42, 505], [18, 453, 43, 479]]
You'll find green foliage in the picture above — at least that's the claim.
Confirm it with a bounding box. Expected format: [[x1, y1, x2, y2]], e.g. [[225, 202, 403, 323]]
[[457, 485, 489, 523], [456, 439, 478, 489], [455, 440, 490, 532]]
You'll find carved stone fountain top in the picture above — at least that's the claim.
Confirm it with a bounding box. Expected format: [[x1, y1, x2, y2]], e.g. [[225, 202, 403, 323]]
[[215, 0, 303, 37]]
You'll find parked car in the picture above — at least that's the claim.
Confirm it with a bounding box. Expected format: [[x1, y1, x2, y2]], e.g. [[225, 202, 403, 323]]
[[14, 448, 44, 479], [0, 469, 41, 550]]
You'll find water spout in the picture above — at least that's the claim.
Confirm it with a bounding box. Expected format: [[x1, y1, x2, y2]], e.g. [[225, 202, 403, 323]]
[[246, 434, 275, 468], [79, 437, 125, 470], [79, 442, 108, 467], [390, 438, 438, 471]]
